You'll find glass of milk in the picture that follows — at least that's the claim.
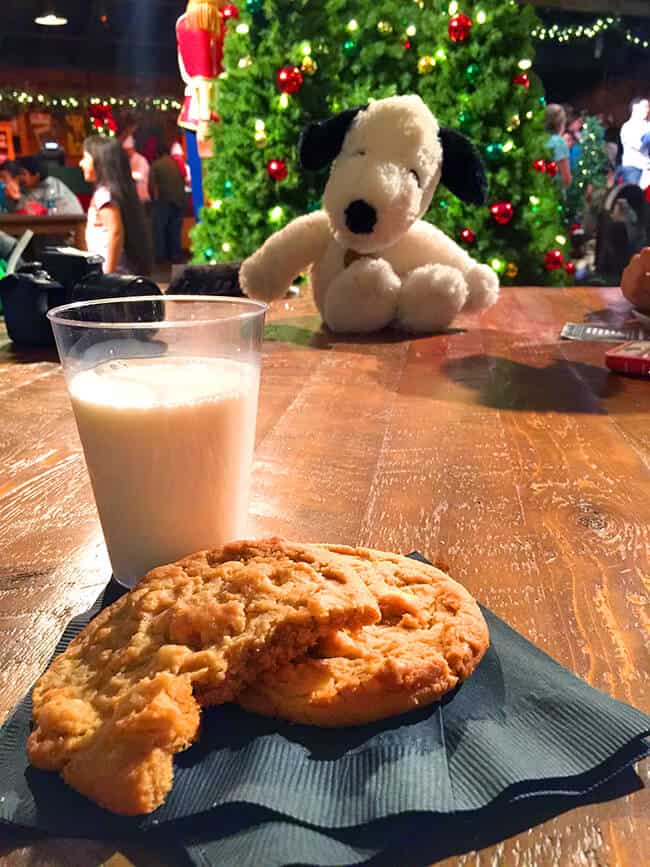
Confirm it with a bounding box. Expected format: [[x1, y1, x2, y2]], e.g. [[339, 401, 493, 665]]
[[48, 295, 266, 588]]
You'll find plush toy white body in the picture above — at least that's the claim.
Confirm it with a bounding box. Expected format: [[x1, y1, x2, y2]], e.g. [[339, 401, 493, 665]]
[[241, 95, 499, 333]]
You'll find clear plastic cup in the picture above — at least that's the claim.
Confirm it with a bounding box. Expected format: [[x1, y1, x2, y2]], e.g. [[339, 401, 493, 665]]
[[48, 295, 266, 587]]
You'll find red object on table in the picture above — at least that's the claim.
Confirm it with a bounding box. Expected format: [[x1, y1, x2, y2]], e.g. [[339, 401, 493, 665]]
[[605, 342, 650, 377]]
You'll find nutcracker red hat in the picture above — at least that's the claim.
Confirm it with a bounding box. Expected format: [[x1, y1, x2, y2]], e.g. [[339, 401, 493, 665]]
[[185, 0, 227, 33]]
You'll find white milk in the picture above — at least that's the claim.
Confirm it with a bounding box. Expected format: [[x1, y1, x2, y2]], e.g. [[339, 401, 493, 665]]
[[69, 355, 260, 585]]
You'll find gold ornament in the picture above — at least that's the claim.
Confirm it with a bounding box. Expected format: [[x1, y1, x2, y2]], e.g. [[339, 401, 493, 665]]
[[301, 56, 318, 76], [418, 55, 435, 75], [505, 262, 518, 278], [377, 20, 393, 34], [254, 130, 267, 148]]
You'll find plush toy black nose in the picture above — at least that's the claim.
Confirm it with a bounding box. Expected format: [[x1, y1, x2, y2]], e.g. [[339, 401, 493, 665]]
[[345, 199, 377, 234]]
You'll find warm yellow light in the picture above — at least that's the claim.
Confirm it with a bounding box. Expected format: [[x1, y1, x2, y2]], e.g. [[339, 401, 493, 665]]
[[406, 24, 417, 36], [476, 10, 487, 24], [448, 1, 459, 14], [347, 19, 359, 32], [555, 234, 567, 245], [518, 58, 532, 70], [35, 12, 67, 25], [236, 23, 249, 34], [222, 242, 232, 253]]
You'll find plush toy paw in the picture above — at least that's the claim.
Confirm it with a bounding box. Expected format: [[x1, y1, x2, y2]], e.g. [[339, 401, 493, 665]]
[[323, 258, 400, 333], [463, 263, 500, 313], [397, 264, 468, 332], [239, 254, 289, 302]]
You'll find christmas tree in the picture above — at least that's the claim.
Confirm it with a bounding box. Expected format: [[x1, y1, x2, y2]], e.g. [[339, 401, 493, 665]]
[[193, 0, 569, 285], [566, 116, 608, 223]]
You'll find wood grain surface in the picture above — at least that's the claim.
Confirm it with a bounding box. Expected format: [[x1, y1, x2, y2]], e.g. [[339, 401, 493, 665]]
[[0, 287, 648, 866]]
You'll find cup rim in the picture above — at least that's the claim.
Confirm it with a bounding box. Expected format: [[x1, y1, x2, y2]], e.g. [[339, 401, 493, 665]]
[[47, 295, 268, 330]]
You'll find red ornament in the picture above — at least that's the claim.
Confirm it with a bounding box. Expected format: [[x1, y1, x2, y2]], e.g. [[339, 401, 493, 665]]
[[267, 159, 288, 181], [222, 3, 239, 19], [460, 227, 476, 244], [532, 158, 546, 173], [490, 201, 514, 225], [93, 118, 103, 129], [277, 66, 304, 95], [448, 13, 473, 43], [545, 161, 558, 178], [565, 261, 576, 276], [404, 39, 412, 50], [569, 222, 583, 235], [644, 186, 650, 204], [544, 249, 564, 271], [512, 72, 530, 88]]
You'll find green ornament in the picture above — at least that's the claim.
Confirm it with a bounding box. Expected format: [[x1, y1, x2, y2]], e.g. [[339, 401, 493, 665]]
[[485, 143, 503, 162], [343, 39, 357, 56], [204, 247, 215, 259], [465, 63, 479, 84], [223, 180, 234, 197], [245, 0, 263, 12]]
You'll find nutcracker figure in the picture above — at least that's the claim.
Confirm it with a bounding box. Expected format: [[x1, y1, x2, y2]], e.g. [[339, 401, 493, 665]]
[[177, 0, 226, 218]]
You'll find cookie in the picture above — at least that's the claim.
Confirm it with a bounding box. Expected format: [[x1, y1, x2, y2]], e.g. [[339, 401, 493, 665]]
[[28, 538, 380, 814], [238, 545, 489, 727]]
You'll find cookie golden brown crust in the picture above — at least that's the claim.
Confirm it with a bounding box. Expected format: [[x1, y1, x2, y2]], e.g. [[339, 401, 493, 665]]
[[238, 545, 489, 727], [28, 538, 380, 815]]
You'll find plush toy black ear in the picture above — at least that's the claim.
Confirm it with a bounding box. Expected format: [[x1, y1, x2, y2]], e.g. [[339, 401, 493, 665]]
[[299, 106, 367, 171], [439, 127, 488, 205]]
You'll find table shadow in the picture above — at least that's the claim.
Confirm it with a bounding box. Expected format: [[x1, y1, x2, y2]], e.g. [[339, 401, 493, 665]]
[[439, 354, 623, 414], [0, 341, 59, 364]]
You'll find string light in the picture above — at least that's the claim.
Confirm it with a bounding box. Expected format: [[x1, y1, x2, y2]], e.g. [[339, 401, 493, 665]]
[[476, 10, 487, 25], [0, 88, 181, 113], [532, 16, 650, 51], [533, 16, 616, 43], [236, 22, 249, 34]]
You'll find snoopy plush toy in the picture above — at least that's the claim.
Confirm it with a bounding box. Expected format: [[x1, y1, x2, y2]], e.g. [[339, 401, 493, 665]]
[[240, 94, 499, 333]]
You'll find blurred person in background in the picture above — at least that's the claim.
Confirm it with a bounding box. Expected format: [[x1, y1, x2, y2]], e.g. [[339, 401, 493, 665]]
[[150, 141, 187, 264], [0, 161, 21, 213], [544, 104, 572, 190], [122, 135, 151, 206], [80, 135, 153, 275], [619, 97, 650, 186], [1, 156, 82, 215]]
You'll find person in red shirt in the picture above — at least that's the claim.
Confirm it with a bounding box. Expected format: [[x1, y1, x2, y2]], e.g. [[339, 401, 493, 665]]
[[176, 0, 226, 218]]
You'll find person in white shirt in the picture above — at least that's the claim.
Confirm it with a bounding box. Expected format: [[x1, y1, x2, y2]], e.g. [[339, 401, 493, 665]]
[[122, 136, 151, 204], [619, 97, 650, 186]]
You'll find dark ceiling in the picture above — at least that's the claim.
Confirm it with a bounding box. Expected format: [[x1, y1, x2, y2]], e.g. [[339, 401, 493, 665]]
[[0, 0, 184, 78], [1, 2, 650, 108]]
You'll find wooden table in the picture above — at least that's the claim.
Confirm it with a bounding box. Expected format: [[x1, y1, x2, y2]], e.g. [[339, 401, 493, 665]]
[[0, 213, 86, 250], [0, 286, 648, 866]]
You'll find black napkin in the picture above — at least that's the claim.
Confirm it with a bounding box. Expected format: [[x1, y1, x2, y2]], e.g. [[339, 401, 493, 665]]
[[0, 555, 648, 865]]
